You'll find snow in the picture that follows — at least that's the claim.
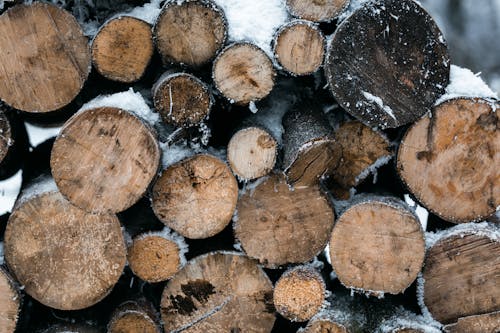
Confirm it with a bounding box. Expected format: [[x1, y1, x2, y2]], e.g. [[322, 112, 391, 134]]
[[425, 221, 499, 249], [212, 0, 289, 56], [137, 227, 189, 267], [362, 91, 397, 121], [377, 307, 441, 333], [338, 0, 370, 21], [354, 155, 393, 185], [17, 176, 58, 207], [160, 140, 226, 169], [0, 170, 22, 215], [25, 122, 61, 147], [0, 242, 3, 265], [404, 194, 429, 231], [126, 0, 162, 24], [248, 101, 258, 113], [416, 273, 443, 328]]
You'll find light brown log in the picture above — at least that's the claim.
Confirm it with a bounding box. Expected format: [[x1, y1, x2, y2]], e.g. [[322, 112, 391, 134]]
[[227, 127, 277, 181], [0, 2, 91, 113], [329, 197, 425, 295], [0, 267, 20, 333], [286, 0, 349, 22], [91, 16, 153, 83], [108, 299, 161, 333], [443, 312, 500, 333], [153, 72, 212, 127], [4, 179, 126, 310], [152, 154, 238, 239], [51, 107, 161, 214], [273, 266, 325, 322], [213, 43, 276, 105], [154, 0, 227, 67], [160, 252, 275, 332], [398, 98, 499, 223], [235, 173, 334, 268], [273, 20, 325, 76]]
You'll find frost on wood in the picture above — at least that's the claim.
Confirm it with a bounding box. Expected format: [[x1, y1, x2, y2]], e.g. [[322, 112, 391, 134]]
[[377, 307, 441, 333], [160, 140, 226, 169], [15, 175, 58, 209], [137, 227, 189, 267], [424, 221, 500, 250]]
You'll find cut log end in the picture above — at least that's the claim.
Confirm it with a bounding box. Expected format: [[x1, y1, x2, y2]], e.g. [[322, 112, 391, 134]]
[[213, 43, 275, 105], [443, 312, 500, 333], [152, 154, 238, 239], [154, 0, 227, 67], [286, 0, 349, 22], [301, 319, 348, 333], [108, 300, 160, 333], [0, 2, 90, 112], [274, 21, 325, 76], [227, 127, 277, 180], [51, 107, 160, 214], [0, 110, 12, 164], [0, 267, 20, 333], [274, 266, 325, 322], [92, 16, 153, 83]]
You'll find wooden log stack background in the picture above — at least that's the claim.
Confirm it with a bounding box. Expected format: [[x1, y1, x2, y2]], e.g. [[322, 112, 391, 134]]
[[0, 0, 498, 332]]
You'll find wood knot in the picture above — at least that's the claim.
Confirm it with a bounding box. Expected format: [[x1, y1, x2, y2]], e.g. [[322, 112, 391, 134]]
[[476, 112, 498, 131]]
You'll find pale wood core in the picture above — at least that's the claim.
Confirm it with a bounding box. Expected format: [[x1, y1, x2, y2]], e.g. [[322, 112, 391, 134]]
[[0, 268, 19, 333], [286, 0, 349, 22]]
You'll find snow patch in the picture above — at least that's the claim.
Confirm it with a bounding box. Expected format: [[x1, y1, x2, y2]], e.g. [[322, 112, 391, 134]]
[[126, 0, 162, 24], [16, 176, 58, 208], [354, 154, 392, 185], [0, 242, 4, 265], [0, 170, 22, 215], [362, 91, 397, 121], [378, 307, 441, 333], [160, 140, 226, 169], [25, 122, 61, 147], [425, 221, 499, 249], [404, 194, 429, 231]]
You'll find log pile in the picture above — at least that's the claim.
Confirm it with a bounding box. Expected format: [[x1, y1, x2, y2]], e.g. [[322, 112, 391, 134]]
[[0, 0, 498, 332]]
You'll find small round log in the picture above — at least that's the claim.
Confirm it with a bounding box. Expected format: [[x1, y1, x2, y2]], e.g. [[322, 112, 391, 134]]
[[108, 299, 161, 333], [0, 267, 20, 333], [286, 0, 350, 22]]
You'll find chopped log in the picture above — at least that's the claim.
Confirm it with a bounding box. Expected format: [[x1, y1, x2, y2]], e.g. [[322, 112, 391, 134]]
[[329, 197, 425, 295], [154, 0, 227, 68], [397, 98, 499, 223], [286, 0, 349, 22], [0, 267, 20, 333], [152, 71, 212, 127], [91, 16, 153, 83], [108, 299, 161, 333], [160, 252, 275, 332], [421, 223, 500, 325], [4, 177, 126, 310], [273, 20, 325, 76], [282, 102, 339, 186], [51, 106, 161, 214], [0, 108, 28, 180], [443, 312, 500, 333], [325, 0, 450, 129], [227, 127, 277, 180], [213, 43, 276, 105], [235, 173, 334, 268], [0, 2, 91, 113], [273, 266, 325, 322], [152, 154, 238, 239]]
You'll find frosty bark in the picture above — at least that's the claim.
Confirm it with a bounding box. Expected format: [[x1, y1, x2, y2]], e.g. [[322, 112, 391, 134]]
[[42, 324, 101, 333], [154, 0, 227, 67], [160, 252, 275, 332], [443, 312, 500, 333], [235, 173, 334, 268], [152, 154, 238, 239], [213, 43, 276, 105], [374, 308, 441, 333], [153, 71, 212, 127], [0, 108, 28, 180], [273, 20, 325, 76], [92, 16, 153, 83], [0, 2, 91, 113], [329, 197, 425, 295], [286, 0, 349, 22], [51, 106, 161, 214], [0, 267, 20, 333], [397, 98, 499, 223], [325, 0, 449, 128], [108, 299, 161, 333]]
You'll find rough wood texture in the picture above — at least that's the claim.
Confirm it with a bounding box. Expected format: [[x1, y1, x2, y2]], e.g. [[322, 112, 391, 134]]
[[92, 16, 153, 83], [273, 266, 325, 322], [152, 154, 238, 239], [235, 173, 334, 268], [443, 312, 500, 333], [329, 198, 425, 294], [301, 319, 349, 333], [4, 187, 126, 310], [398, 98, 499, 223], [153, 72, 212, 127], [286, 0, 349, 22], [422, 232, 500, 324], [51, 107, 160, 214], [0, 108, 28, 180], [0, 267, 20, 333], [274, 20, 325, 76], [108, 299, 161, 333], [325, 0, 449, 128], [213, 43, 276, 105], [0, 2, 90, 112], [227, 127, 277, 180], [42, 323, 100, 333], [154, 0, 227, 67], [0, 111, 11, 166], [161, 252, 275, 332]]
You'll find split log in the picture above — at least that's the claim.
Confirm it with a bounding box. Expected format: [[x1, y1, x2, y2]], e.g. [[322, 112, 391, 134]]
[[51, 106, 161, 214], [152, 154, 238, 239], [329, 197, 425, 295], [397, 98, 499, 223], [325, 0, 450, 128], [154, 0, 227, 68], [213, 43, 276, 105], [0, 2, 91, 113], [421, 223, 500, 325], [227, 127, 277, 181], [0, 267, 20, 333], [91, 16, 153, 83], [235, 173, 334, 268], [273, 20, 325, 76], [160, 252, 275, 332], [108, 299, 161, 333], [286, 0, 349, 22], [4, 177, 126, 310], [443, 312, 500, 333], [273, 266, 325, 322], [152, 71, 212, 127], [0, 108, 28, 180]]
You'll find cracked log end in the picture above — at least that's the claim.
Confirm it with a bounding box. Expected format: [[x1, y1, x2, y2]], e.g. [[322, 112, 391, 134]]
[[286, 0, 349, 22]]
